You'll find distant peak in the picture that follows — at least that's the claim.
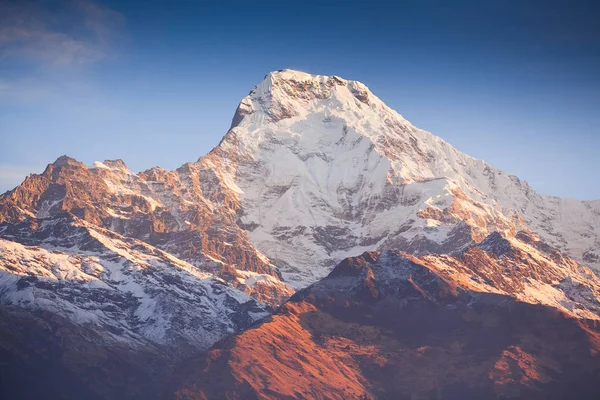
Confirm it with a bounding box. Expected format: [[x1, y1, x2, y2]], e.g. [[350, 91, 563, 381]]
[[262, 69, 350, 88], [269, 69, 337, 81], [53, 155, 81, 166], [46, 155, 86, 170], [92, 159, 131, 173], [103, 159, 128, 170], [229, 70, 376, 128], [41, 155, 86, 177]]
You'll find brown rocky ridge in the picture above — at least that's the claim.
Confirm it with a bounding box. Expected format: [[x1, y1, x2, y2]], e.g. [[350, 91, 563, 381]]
[[174, 235, 600, 400], [0, 155, 294, 307]]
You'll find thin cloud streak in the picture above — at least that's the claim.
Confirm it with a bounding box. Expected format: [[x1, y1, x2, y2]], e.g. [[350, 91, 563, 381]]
[[0, 0, 126, 66]]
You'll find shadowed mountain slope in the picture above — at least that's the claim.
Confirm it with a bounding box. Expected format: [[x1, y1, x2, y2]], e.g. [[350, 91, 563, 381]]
[[174, 246, 600, 399]]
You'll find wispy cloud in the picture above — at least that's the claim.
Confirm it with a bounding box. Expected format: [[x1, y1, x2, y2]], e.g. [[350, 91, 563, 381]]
[[0, 0, 126, 66]]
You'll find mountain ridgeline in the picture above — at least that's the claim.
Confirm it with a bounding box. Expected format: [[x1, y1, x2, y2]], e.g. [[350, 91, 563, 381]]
[[1, 70, 599, 399]]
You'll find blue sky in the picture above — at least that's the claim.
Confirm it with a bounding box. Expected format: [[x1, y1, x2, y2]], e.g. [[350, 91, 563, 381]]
[[0, 0, 599, 199]]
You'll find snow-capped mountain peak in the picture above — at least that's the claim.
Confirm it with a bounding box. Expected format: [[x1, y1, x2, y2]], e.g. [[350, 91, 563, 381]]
[[213, 70, 600, 286], [1, 69, 599, 399], [2, 70, 598, 289]]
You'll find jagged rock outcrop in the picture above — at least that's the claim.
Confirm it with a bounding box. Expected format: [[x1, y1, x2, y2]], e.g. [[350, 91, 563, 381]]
[[174, 238, 600, 399], [0, 155, 294, 306]]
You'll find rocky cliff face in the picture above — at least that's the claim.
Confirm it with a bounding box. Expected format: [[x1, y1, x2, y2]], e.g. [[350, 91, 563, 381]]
[[0, 214, 270, 353], [0, 154, 294, 306], [174, 238, 600, 400]]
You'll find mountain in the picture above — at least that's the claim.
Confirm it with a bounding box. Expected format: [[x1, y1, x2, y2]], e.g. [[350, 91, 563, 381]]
[[3, 70, 600, 291], [213, 69, 600, 286], [2, 70, 598, 289], [174, 237, 600, 399], [0, 69, 599, 399], [0, 213, 269, 351], [0, 213, 269, 399], [0, 154, 294, 306]]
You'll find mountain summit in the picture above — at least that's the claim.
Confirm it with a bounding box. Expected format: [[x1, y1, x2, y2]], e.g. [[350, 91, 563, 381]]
[[211, 69, 600, 286]]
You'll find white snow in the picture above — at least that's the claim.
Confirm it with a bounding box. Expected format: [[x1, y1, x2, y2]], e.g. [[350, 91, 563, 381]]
[[0, 220, 269, 352], [236, 269, 282, 288], [206, 69, 600, 287]]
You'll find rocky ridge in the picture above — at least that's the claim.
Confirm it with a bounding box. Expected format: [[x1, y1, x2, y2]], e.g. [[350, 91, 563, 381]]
[[0, 154, 294, 306], [174, 235, 600, 399]]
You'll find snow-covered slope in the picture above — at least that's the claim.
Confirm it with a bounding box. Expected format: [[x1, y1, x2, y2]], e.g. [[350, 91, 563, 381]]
[[0, 214, 269, 353], [210, 69, 599, 286]]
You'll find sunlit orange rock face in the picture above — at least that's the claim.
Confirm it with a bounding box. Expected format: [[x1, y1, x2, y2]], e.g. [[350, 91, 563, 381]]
[[0, 156, 268, 274], [175, 302, 369, 400], [0, 155, 293, 307], [174, 248, 600, 400]]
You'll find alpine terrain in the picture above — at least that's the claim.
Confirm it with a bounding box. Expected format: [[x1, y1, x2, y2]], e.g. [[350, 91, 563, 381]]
[[1, 70, 599, 399]]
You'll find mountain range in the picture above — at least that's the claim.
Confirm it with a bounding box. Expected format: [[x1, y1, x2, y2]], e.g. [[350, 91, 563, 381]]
[[1, 70, 599, 399]]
